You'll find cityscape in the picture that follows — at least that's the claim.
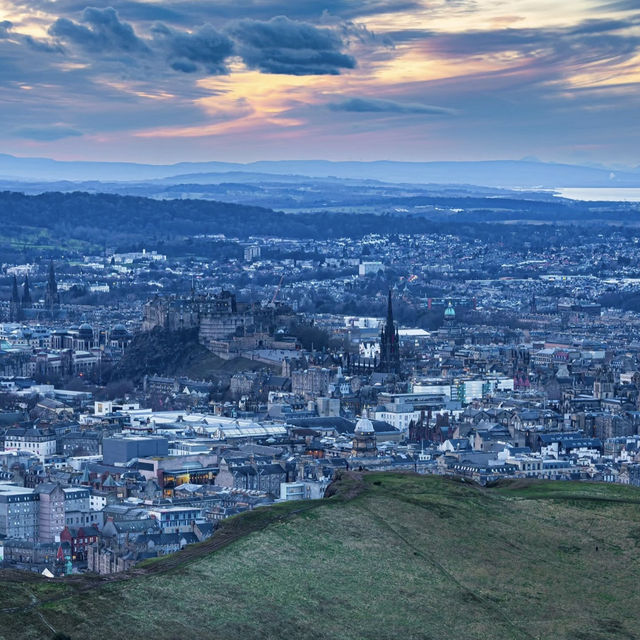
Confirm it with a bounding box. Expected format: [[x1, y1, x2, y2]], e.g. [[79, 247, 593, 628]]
[[2, 0, 640, 638]]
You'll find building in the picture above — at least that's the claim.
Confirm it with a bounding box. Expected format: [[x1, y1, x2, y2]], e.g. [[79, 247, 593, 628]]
[[0, 485, 38, 540], [63, 487, 92, 528], [244, 245, 261, 261], [60, 525, 100, 561], [359, 261, 384, 277], [146, 506, 202, 533], [36, 483, 66, 543], [352, 417, 377, 456], [378, 290, 400, 375], [292, 367, 331, 399], [102, 436, 169, 466], [3, 426, 57, 461]]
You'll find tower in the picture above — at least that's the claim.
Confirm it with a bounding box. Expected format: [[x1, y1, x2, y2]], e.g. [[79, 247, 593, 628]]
[[9, 275, 22, 322], [378, 289, 400, 374], [352, 417, 377, 456], [22, 274, 32, 309], [45, 261, 60, 317]]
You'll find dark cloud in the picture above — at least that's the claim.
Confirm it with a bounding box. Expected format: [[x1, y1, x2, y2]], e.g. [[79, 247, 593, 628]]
[[225, 16, 356, 75], [45, 9, 357, 77], [151, 23, 233, 74], [49, 7, 149, 54], [10, 0, 421, 23], [0, 21, 12, 38], [12, 126, 83, 141], [23, 35, 65, 53], [568, 17, 640, 35], [328, 96, 454, 114]]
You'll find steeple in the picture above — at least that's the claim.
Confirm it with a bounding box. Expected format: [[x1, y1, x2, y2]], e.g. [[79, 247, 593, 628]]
[[22, 274, 32, 309], [45, 260, 60, 317], [11, 275, 20, 305], [377, 289, 400, 375], [10, 275, 22, 322], [48, 261, 57, 294]]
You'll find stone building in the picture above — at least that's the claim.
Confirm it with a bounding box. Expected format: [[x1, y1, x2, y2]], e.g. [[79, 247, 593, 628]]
[[36, 483, 66, 543]]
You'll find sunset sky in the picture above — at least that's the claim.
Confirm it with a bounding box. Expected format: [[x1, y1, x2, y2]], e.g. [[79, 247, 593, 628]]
[[1, 0, 639, 165]]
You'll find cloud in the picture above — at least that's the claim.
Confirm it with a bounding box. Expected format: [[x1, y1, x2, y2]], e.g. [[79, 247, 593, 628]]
[[23, 35, 65, 53], [0, 21, 12, 38], [151, 23, 233, 74], [11, 0, 421, 23], [225, 16, 356, 75], [327, 96, 455, 115], [46, 10, 358, 77], [411, 17, 640, 69], [49, 7, 149, 54], [12, 126, 83, 141]]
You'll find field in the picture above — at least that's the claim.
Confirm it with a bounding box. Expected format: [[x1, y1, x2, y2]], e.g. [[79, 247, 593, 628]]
[[3, 472, 640, 640]]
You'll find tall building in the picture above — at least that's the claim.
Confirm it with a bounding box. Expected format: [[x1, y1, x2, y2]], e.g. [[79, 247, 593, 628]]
[[9, 274, 21, 321], [378, 290, 400, 375], [45, 261, 60, 317], [22, 274, 32, 309]]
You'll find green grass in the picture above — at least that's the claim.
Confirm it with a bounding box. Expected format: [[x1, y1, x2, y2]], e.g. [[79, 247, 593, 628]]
[[3, 473, 640, 640]]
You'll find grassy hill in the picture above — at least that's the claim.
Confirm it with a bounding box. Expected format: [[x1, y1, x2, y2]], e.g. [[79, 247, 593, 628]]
[[3, 472, 640, 640]]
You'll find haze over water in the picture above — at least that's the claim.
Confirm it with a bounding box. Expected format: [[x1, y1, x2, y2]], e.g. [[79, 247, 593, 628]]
[[556, 188, 640, 202]]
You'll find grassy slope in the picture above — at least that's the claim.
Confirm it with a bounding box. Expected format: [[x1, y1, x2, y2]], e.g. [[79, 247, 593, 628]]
[[3, 473, 640, 640]]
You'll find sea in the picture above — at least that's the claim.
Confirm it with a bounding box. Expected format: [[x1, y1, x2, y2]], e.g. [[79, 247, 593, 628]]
[[553, 188, 640, 202]]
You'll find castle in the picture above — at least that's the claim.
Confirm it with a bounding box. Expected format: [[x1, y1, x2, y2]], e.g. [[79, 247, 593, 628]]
[[142, 290, 291, 356]]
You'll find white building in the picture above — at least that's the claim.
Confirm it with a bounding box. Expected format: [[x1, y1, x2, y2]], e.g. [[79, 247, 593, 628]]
[[359, 261, 384, 277]]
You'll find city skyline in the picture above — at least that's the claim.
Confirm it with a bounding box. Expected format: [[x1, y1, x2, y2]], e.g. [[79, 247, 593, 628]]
[[1, 0, 639, 166]]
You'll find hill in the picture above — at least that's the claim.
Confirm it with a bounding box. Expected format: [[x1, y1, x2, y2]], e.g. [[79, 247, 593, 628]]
[[2, 472, 640, 640], [108, 327, 277, 382], [1, 190, 640, 260], [2, 153, 640, 187]]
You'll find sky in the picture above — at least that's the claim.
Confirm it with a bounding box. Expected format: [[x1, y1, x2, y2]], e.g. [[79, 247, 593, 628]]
[[0, 0, 639, 166]]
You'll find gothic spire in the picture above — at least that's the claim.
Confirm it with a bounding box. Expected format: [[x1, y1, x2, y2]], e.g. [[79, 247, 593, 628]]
[[48, 260, 57, 294], [22, 274, 32, 308], [11, 275, 19, 305], [45, 260, 60, 316]]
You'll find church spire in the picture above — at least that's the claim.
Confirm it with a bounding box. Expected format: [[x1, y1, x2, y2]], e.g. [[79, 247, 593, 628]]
[[45, 260, 60, 317], [22, 274, 32, 309], [378, 288, 400, 375], [11, 275, 19, 305], [10, 275, 22, 322]]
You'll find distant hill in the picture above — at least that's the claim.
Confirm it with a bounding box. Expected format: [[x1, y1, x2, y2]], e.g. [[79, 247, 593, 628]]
[[3, 472, 640, 639], [2, 153, 640, 188], [1, 190, 639, 259]]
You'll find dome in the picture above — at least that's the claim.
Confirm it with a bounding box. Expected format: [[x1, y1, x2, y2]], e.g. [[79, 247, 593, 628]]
[[110, 323, 128, 339], [78, 323, 93, 340], [444, 302, 456, 318], [354, 417, 375, 434]]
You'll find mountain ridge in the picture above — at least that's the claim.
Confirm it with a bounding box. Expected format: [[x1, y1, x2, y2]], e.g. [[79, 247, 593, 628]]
[[2, 153, 640, 188]]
